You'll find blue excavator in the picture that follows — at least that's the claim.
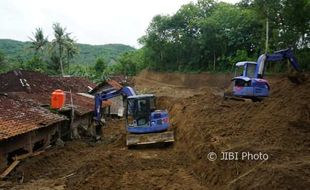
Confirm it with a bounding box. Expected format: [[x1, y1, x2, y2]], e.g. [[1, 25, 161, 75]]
[[94, 83, 174, 146], [226, 48, 303, 100]]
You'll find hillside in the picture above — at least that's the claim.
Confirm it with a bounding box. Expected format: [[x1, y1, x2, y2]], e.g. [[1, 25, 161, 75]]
[[73, 43, 135, 65], [0, 39, 135, 64]]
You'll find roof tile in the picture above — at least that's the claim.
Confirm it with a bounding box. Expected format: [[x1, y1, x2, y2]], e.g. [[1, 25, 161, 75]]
[[0, 95, 66, 140]]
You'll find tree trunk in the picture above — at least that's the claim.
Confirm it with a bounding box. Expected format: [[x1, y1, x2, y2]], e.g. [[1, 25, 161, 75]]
[[213, 51, 216, 71], [59, 44, 64, 77], [67, 52, 70, 70], [160, 50, 163, 70]]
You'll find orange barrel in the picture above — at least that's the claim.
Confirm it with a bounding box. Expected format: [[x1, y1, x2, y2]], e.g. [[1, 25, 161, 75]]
[[51, 89, 66, 109]]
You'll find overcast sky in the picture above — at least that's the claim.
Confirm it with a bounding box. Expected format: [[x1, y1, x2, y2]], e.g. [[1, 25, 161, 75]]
[[0, 0, 239, 48]]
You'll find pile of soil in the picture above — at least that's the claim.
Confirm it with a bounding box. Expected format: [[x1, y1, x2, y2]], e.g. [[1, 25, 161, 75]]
[[133, 70, 232, 98], [2, 70, 309, 190], [144, 71, 310, 189], [4, 119, 205, 190]]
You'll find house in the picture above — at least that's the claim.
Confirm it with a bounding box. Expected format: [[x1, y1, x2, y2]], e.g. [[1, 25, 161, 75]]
[[0, 70, 130, 170], [0, 70, 99, 137], [0, 70, 99, 170], [0, 94, 67, 170]]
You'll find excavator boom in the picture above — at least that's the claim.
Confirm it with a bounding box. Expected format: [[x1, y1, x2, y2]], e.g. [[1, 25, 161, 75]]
[[256, 48, 301, 78]]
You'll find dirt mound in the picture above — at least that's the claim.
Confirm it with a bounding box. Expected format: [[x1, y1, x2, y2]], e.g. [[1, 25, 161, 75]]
[[133, 70, 232, 98], [155, 74, 310, 189], [136, 70, 232, 89], [5, 119, 205, 190]]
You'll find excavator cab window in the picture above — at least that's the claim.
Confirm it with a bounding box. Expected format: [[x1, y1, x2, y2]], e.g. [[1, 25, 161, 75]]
[[149, 97, 156, 111], [234, 66, 244, 77], [246, 63, 256, 78], [138, 99, 147, 112], [127, 96, 155, 127]]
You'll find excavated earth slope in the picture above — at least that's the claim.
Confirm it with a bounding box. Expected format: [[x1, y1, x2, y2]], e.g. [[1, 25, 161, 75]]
[[1, 70, 309, 190]]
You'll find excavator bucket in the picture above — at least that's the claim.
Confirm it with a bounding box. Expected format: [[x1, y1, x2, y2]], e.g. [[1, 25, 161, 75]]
[[287, 72, 307, 85], [126, 131, 174, 146]]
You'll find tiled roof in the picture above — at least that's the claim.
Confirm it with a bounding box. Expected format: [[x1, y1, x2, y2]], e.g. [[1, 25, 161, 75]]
[[14, 92, 94, 116], [0, 70, 96, 93], [0, 95, 66, 141], [0, 70, 96, 116]]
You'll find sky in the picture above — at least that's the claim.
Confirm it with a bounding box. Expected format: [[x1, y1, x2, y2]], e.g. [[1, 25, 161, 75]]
[[0, 0, 240, 48]]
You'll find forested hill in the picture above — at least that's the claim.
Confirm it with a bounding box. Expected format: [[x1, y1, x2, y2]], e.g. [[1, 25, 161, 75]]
[[0, 39, 135, 64]]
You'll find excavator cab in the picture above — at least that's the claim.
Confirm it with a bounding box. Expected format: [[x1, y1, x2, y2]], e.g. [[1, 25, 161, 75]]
[[125, 95, 174, 146], [234, 61, 256, 78], [231, 61, 269, 98], [126, 95, 156, 127], [228, 48, 302, 100]]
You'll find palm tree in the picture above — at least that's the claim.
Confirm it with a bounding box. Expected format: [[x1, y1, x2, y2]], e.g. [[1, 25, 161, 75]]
[[29, 28, 48, 56], [52, 23, 66, 76], [64, 34, 79, 70]]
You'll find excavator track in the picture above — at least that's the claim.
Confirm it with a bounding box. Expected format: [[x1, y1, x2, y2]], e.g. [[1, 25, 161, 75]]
[[126, 131, 174, 146], [223, 92, 256, 102]]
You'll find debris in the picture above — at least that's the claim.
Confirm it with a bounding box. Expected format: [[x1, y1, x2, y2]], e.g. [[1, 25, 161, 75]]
[[11, 151, 45, 163], [77, 93, 94, 99], [55, 138, 65, 147], [61, 172, 76, 179], [227, 160, 267, 186], [0, 160, 20, 179]]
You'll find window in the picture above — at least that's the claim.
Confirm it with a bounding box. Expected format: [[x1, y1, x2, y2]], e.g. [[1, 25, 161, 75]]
[[138, 99, 147, 112], [247, 64, 256, 78], [150, 98, 156, 111], [234, 66, 244, 77]]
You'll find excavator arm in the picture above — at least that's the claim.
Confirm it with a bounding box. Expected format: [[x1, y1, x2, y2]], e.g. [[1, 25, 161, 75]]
[[94, 86, 136, 122], [256, 48, 301, 78], [268, 49, 301, 71]]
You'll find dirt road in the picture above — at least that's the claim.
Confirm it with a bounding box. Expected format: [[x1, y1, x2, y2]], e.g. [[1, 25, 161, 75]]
[[1, 70, 310, 189]]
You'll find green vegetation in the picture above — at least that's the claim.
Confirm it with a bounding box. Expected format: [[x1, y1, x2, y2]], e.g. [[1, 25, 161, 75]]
[[0, 50, 9, 73], [135, 0, 309, 73], [0, 0, 308, 80], [0, 37, 135, 76], [0, 39, 134, 66]]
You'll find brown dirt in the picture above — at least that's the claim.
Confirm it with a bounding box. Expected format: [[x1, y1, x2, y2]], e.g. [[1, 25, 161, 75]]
[[1, 70, 310, 190], [133, 70, 232, 98]]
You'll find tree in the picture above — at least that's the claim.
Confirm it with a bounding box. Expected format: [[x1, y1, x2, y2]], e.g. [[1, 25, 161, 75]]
[[0, 50, 8, 73], [50, 23, 78, 76], [51, 23, 67, 76], [95, 58, 107, 72], [27, 28, 49, 73], [140, 0, 262, 72], [200, 2, 262, 70], [92, 58, 108, 81], [253, 0, 309, 49], [64, 34, 78, 70], [29, 28, 48, 56], [24, 56, 47, 72]]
